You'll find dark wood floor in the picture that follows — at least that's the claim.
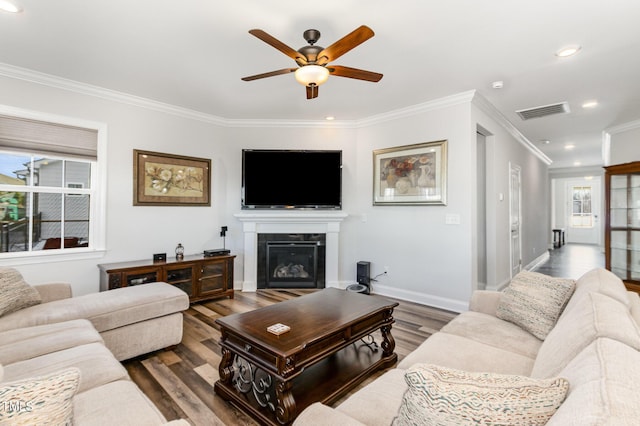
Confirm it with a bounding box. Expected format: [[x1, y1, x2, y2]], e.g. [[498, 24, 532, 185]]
[[123, 290, 457, 425], [533, 243, 604, 279]]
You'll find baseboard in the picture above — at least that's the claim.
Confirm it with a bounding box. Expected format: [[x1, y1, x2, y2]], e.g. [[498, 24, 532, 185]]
[[526, 250, 551, 271], [371, 283, 468, 313]]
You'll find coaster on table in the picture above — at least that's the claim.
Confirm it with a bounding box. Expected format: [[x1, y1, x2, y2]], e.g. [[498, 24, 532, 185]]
[[267, 323, 291, 335]]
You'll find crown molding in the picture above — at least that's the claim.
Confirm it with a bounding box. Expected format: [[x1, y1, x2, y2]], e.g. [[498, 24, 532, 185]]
[[0, 62, 539, 144], [472, 91, 552, 165], [605, 118, 640, 135], [353, 91, 476, 128]]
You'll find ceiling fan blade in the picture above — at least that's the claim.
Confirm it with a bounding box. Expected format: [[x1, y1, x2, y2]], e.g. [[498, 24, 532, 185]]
[[241, 68, 298, 81], [328, 65, 383, 82], [248, 29, 308, 65], [316, 25, 374, 65], [306, 85, 319, 99]]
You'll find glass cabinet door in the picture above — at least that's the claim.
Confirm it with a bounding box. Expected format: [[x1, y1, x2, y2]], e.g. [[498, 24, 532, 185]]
[[165, 264, 195, 297], [199, 259, 230, 296], [606, 162, 640, 288]]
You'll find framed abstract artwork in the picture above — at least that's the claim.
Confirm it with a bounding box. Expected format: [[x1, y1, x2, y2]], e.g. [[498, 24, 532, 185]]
[[373, 140, 447, 206]]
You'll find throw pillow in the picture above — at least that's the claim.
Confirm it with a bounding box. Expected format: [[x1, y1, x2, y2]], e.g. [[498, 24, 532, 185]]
[[392, 364, 569, 426], [496, 270, 575, 339], [0, 268, 41, 317], [0, 367, 80, 425]]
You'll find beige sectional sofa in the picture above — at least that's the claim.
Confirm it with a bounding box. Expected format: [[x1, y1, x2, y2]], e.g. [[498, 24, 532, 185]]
[[295, 268, 640, 425], [0, 268, 190, 425]]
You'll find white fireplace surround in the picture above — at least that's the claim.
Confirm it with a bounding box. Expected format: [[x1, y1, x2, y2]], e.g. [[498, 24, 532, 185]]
[[234, 211, 348, 292]]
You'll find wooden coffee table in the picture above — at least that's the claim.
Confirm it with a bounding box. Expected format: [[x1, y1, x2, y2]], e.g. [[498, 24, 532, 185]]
[[214, 288, 399, 425]]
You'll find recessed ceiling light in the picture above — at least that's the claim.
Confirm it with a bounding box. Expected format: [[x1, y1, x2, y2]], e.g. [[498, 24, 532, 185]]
[[584, 176, 593, 180], [564, 143, 576, 150], [325, 116, 335, 121], [582, 100, 598, 108], [540, 139, 551, 145], [491, 81, 504, 89], [555, 45, 581, 57], [0, 0, 22, 13], [574, 161, 582, 166]]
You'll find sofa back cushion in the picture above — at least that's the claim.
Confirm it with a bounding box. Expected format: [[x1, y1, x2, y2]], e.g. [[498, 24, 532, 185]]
[[392, 364, 568, 426], [496, 270, 575, 340], [561, 268, 629, 318], [0, 268, 41, 317], [531, 292, 640, 379], [547, 338, 640, 425]]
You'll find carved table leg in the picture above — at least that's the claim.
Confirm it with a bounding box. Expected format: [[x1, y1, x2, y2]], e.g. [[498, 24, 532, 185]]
[[218, 346, 235, 385], [380, 324, 396, 358], [275, 380, 296, 425]]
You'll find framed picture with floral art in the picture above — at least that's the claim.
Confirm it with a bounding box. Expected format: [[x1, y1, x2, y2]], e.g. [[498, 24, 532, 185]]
[[133, 150, 211, 206], [373, 140, 447, 206]]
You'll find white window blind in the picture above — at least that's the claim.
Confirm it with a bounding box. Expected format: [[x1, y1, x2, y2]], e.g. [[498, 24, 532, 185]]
[[0, 114, 98, 160]]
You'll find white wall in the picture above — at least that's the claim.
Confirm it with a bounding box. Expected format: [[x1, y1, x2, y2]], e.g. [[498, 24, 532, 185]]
[[0, 74, 551, 312], [471, 99, 550, 290], [609, 125, 640, 165], [0, 75, 229, 295]]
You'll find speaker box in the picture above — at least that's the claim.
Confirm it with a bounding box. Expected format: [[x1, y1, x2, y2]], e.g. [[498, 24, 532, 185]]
[[357, 261, 371, 294]]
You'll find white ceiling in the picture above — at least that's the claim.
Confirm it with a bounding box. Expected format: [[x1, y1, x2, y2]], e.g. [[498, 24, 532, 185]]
[[1, 0, 639, 169]]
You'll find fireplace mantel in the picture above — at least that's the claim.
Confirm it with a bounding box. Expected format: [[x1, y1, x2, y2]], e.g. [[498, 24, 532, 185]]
[[234, 211, 348, 292]]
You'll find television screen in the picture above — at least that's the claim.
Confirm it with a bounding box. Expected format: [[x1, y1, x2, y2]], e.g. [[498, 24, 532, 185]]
[[242, 149, 342, 209]]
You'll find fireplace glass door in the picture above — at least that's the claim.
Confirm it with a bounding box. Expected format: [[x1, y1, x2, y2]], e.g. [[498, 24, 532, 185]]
[[266, 241, 318, 288]]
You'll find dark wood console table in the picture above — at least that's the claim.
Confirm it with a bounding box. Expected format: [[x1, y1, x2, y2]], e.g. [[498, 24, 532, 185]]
[[98, 254, 235, 302], [214, 288, 398, 425]]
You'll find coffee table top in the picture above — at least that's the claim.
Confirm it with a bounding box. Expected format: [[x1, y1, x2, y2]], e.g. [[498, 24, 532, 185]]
[[216, 288, 398, 357]]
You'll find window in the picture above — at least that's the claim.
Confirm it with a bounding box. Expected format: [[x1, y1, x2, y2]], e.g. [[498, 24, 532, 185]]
[[571, 186, 593, 228], [0, 153, 93, 252], [0, 106, 105, 259]]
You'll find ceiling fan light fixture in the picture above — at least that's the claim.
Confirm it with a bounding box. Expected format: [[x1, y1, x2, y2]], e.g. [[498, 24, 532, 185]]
[[295, 65, 329, 87]]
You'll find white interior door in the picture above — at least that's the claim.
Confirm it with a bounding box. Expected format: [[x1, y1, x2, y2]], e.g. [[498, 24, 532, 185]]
[[509, 163, 522, 277]]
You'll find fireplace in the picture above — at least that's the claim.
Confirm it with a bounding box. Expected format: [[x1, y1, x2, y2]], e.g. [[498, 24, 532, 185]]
[[258, 234, 326, 289], [234, 211, 347, 292]]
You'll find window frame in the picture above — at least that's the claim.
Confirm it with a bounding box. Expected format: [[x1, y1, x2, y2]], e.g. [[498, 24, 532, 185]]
[[0, 105, 107, 265], [570, 185, 593, 228]]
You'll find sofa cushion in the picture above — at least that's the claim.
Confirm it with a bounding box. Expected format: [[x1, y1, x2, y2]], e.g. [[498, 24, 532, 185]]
[[2, 342, 128, 393], [0, 267, 41, 317], [0, 319, 103, 365], [73, 380, 170, 426], [496, 270, 575, 340], [532, 292, 640, 379], [0, 282, 189, 333], [392, 364, 568, 426], [0, 367, 79, 425], [440, 311, 542, 359], [397, 332, 535, 376], [562, 268, 630, 317], [547, 338, 640, 425], [336, 369, 407, 426]]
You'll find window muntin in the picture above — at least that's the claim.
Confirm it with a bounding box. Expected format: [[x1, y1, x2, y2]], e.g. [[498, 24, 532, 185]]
[[0, 152, 94, 253], [571, 186, 593, 228]]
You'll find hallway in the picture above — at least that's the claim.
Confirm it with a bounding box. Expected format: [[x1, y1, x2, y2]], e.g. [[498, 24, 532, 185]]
[[533, 243, 605, 280]]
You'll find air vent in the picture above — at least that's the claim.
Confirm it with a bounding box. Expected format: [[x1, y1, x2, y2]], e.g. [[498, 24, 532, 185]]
[[516, 102, 570, 120]]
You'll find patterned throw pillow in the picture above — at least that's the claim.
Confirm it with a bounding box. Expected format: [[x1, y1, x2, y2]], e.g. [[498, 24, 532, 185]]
[[496, 270, 575, 340], [0, 268, 42, 317], [0, 368, 80, 425], [393, 364, 569, 426]]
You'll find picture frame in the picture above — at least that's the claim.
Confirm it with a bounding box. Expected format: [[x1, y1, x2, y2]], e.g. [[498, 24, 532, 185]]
[[373, 140, 447, 206], [133, 149, 211, 206]]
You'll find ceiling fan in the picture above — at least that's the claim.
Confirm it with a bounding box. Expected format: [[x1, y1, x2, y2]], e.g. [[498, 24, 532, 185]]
[[241, 25, 383, 99]]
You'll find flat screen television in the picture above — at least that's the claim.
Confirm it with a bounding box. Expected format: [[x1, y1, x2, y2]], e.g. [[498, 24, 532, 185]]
[[242, 149, 342, 209]]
